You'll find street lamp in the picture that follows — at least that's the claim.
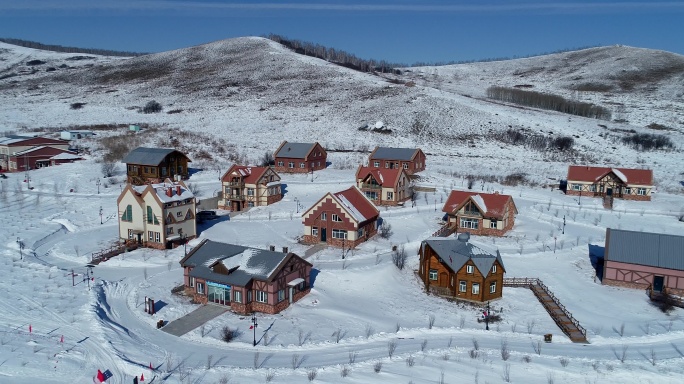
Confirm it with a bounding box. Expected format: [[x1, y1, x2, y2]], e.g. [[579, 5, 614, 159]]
[[16, 237, 24, 260], [96, 178, 101, 194], [179, 229, 187, 256], [294, 197, 300, 214], [251, 312, 258, 346], [578, 190, 581, 205], [484, 301, 491, 331], [99, 206, 103, 225], [562, 215, 566, 235]]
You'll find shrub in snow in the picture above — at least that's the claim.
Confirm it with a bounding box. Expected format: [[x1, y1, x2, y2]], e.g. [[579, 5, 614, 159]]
[[142, 100, 162, 114], [221, 326, 238, 342]]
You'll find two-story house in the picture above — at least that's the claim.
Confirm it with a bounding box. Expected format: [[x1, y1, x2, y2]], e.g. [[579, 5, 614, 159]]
[[566, 165, 654, 202], [442, 190, 517, 236], [273, 141, 327, 174], [218, 165, 283, 211], [117, 179, 197, 249], [302, 186, 379, 248], [368, 147, 426, 175], [122, 147, 191, 185], [355, 165, 412, 206]]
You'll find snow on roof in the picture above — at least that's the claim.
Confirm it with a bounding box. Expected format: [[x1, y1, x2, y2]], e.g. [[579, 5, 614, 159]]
[[122, 147, 189, 166], [0, 135, 33, 145], [336, 194, 366, 222], [471, 194, 487, 213], [50, 153, 82, 160], [611, 168, 628, 183], [132, 180, 194, 202]]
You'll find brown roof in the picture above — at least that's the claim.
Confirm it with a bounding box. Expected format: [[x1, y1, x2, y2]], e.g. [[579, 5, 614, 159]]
[[355, 165, 403, 187], [333, 186, 380, 225], [222, 165, 270, 184], [567, 165, 653, 185], [442, 190, 515, 219]]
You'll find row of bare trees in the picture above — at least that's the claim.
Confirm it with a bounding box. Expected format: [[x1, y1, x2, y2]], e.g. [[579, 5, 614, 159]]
[[0, 38, 144, 57], [486, 86, 612, 120]]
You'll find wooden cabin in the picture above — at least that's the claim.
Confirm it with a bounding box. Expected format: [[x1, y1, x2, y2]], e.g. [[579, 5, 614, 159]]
[[122, 147, 191, 185]]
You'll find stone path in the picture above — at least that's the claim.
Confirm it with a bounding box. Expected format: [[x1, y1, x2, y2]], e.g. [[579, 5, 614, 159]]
[[304, 243, 327, 259], [162, 305, 228, 337]]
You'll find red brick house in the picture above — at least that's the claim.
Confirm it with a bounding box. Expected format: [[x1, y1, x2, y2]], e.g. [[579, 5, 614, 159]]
[[355, 165, 412, 206], [418, 233, 505, 302], [302, 186, 380, 248], [180, 239, 312, 315], [0, 135, 71, 171], [603, 228, 684, 296], [274, 141, 327, 173], [218, 165, 282, 211], [368, 147, 426, 175], [442, 191, 517, 236], [566, 165, 654, 201], [7, 146, 81, 172]]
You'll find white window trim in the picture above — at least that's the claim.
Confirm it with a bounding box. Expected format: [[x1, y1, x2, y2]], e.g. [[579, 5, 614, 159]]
[[428, 269, 438, 281], [255, 290, 268, 303], [492, 265, 497, 273], [332, 214, 342, 222], [197, 282, 205, 294], [234, 290, 242, 303], [466, 265, 474, 274], [472, 283, 480, 295], [459, 280, 466, 292], [490, 281, 497, 294], [332, 229, 347, 239]]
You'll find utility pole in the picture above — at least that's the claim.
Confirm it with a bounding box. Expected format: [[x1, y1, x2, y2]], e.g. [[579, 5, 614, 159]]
[[96, 178, 101, 194]]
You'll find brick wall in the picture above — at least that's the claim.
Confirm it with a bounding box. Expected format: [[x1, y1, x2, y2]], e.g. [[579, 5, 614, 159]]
[[266, 194, 282, 205], [566, 190, 651, 201]]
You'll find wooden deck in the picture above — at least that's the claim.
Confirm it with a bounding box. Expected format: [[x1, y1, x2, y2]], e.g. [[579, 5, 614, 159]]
[[504, 277, 588, 343]]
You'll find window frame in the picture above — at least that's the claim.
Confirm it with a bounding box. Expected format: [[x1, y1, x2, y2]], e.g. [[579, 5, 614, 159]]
[[332, 229, 347, 239], [492, 265, 497, 274], [331, 214, 342, 222], [490, 281, 497, 294], [196, 282, 205, 294], [637, 188, 647, 195], [466, 265, 474, 274], [428, 269, 438, 281], [489, 220, 497, 229], [472, 282, 480, 295], [459, 280, 466, 292], [277, 161, 283, 167], [233, 290, 242, 303], [277, 289, 285, 302], [288, 162, 294, 168], [312, 227, 318, 236], [255, 290, 268, 303]]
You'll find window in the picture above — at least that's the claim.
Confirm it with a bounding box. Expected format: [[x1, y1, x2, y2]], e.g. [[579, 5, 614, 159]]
[[490, 281, 497, 294], [472, 283, 480, 295], [459, 280, 466, 292], [460, 218, 479, 229], [466, 265, 474, 274], [637, 188, 647, 196], [269, 175, 274, 182], [357, 228, 364, 238], [248, 201, 255, 208], [489, 220, 497, 229], [127, 165, 132, 172], [234, 290, 242, 303], [155, 232, 160, 243], [247, 290, 252, 303], [176, 211, 182, 217], [278, 289, 285, 302], [127, 229, 134, 240], [321, 212, 327, 221], [624, 187, 631, 194], [189, 277, 195, 287], [288, 162, 294, 168], [317, 161, 321, 167], [385, 162, 390, 168], [589, 184, 597, 192], [332, 214, 342, 222], [365, 191, 378, 200], [386, 191, 394, 200], [312, 227, 318, 236], [311, 162, 314, 168], [247, 188, 254, 196], [148, 231, 154, 241], [277, 161, 283, 167], [332, 229, 347, 239], [373, 161, 379, 167], [572, 184, 582, 191], [492, 265, 497, 274], [429, 269, 438, 280], [166, 227, 173, 235], [255, 290, 268, 303], [121, 205, 133, 221], [161, 168, 167, 176], [403, 163, 408, 169], [300, 162, 305, 168], [196, 282, 205, 294]]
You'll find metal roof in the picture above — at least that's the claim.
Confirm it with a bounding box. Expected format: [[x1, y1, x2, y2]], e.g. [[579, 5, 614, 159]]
[[605, 228, 684, 271], [122, 147, 187, 166], [181, 240, 289, 287], [370, 147, 419, 161], [275, 142, 315, 159], [423, 236, 504, 276]]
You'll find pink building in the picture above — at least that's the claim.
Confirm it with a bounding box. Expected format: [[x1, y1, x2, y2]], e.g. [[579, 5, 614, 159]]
[[603, 228, 684, 296]]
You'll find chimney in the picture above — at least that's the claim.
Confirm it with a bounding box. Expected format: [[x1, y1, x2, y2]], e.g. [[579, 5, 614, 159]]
[[457, 232, 470, 243], [282, 246, 289, 254], [176, 185, 181, 195], [494, 191, 500, 195], [269, 245, 275, 252], [166, 187, 172, 197]]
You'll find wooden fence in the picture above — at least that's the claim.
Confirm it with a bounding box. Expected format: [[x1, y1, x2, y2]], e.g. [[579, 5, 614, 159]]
[[91, 242, 138, 264]]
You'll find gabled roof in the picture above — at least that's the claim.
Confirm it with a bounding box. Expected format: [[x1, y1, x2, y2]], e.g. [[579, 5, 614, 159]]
[[122, 147, 190, 166], [332, 186, 380, 224], [370, 147, 422, 161], [274, 141, 320, 159], [180, 239, 310, 287], [131, 179, 194, 203], [222, 165, 273, 184], [605, 228, 684, 271], [355, 165, 404, 187], [12, 145, 76, 156], [422, 236, 505, 276], [442, 190, 515, 219], [567, 165, 653, 185], [0, 135, 35, 145]]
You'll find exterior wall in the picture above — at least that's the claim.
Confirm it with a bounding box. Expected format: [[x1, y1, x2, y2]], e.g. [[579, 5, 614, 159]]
[[418, 245, 503, 302], [7, 147, 76, 172], [126, 153, 190, 185], [118, 191, 146, 242], [447, 201, 515, 237], [368, 151, 426, 175], [274, 143, 327, 173], [603, 260, 684, 292], [566, 180, 652, 201], [357, 172, 411, 206], [301, 195, 378, 248]]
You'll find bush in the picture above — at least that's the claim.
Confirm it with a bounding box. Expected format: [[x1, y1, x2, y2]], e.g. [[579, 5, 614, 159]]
[[142, 100, 162, 114], [101, 162, 116, 177], [70, 102, 86, 110], [392, 245, 407, 270], [221, 326, 238, 342], [379, 222, 393, 239], [551, 136, 574, 151], [651, 291, 679, 313], [622, 133, 674, 151], [486, 86, 611, 120]]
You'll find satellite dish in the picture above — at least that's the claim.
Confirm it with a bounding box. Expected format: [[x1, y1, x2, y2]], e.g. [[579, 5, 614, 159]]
[[374, 121, 384, 129]]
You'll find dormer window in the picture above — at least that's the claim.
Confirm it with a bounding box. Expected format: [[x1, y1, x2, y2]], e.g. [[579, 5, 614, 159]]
[[466, 265, 474, 274]]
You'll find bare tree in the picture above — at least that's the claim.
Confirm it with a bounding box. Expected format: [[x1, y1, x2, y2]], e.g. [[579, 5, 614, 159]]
[[532, 340, 542, 355], [388, 339, 398, 359], [501, 338, 510, 361], [392, 245, 407, 270], [428, 314, 436, 329], [101, 162, 116, 177]]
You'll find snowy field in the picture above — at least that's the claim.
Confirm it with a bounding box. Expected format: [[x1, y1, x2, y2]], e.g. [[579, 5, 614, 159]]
[[1, 38, 683, 383]]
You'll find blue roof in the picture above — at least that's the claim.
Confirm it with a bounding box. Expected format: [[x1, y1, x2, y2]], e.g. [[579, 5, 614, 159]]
[[605, 228, 684, 271], [370, 147, 420, 161], [122, 147, 189, 166], [422, 235, 504, 276], [275, 142, 317, 159]]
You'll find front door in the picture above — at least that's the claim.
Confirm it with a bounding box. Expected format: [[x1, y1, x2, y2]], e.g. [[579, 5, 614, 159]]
[[606, 188, 613, 196], [653, 276, 664, 292], [321, 228, 327, 242]]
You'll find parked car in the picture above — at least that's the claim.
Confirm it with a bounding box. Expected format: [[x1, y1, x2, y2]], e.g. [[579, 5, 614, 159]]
[[197, 210, 218, 221]]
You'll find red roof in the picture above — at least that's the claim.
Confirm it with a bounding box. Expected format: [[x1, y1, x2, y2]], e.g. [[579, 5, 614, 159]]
[[222, 165, 270, 184], [442, 190, 515, 219], [355, 166, 403, 187], [567, 165, 653, 185], [333, 186, 379, 224]]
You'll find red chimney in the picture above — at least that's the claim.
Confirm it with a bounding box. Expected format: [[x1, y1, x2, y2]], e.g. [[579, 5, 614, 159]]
[[176, 185, 181, 195], [166, 187, 172, 197]]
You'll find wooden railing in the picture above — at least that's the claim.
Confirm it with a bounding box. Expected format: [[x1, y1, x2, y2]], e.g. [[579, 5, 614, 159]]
[[431, 224, 456, 238], [91, 241, 138, 264], [504, 277, 587, 341]]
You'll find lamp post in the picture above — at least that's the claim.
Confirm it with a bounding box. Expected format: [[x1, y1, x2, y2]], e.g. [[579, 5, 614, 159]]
[[96, 178, 101, 194], [562, 215, 566, 235], [578, 190, 581, 205], [179, 229, 187, 257], [99, 206, 103, 225], [16, 237, 24, 260], [484, 301, 491, 331], [251, 312, 258, 346], [294, 197, 300, 214]]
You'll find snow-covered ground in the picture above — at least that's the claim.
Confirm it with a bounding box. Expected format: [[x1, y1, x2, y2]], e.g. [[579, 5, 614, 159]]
[[0, 38, 683, 383]]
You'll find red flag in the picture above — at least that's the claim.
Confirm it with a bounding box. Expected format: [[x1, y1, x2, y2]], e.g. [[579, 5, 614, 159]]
[[249, 325, 254, 329], [96, 370, 105, 382], [140, 373, 145, 381]]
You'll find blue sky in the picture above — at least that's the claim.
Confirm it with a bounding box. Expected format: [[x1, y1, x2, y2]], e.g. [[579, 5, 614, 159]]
[[1, 0, 683, 64]]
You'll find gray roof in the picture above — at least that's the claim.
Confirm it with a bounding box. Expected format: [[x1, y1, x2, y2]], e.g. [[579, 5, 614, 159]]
[[275, 142, 316, 159], [370, 147, 420, 161], [181, 240, 289, 287], [122, 147, 187, 166], [422, 236, 504, 276], [605, 228, 684, 271]]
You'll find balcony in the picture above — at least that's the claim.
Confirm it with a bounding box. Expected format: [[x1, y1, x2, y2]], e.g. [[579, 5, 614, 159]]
[[226, 181, 244, 187], [226, 194, 245, 201], [360, 183, 382, 190]]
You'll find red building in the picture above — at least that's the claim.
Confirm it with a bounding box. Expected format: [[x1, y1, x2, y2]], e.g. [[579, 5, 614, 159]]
[[0, 135, 70, 171], [566, 165, 654, 201], [368, 147, 426, 175], [7, 146, 81, 172], [273, 141, 327, 174], [301, 186, 380, 248], [442, 191, 517, 237]]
